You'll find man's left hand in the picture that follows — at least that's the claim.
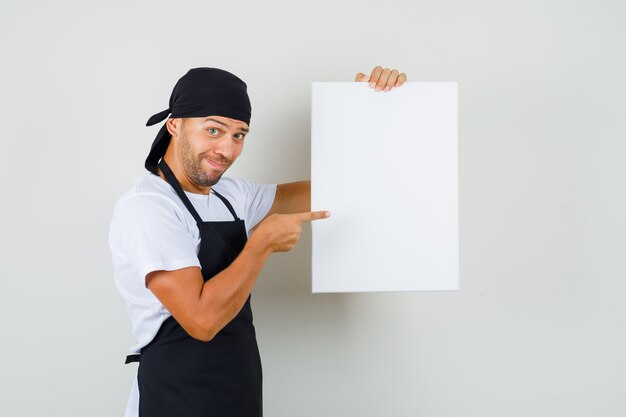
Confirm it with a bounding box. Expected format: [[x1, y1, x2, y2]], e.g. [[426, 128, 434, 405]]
[[355, 66, 408, 92]]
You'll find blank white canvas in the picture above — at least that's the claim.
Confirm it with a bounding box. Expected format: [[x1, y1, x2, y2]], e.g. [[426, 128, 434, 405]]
[[311, 82, 458, 293]]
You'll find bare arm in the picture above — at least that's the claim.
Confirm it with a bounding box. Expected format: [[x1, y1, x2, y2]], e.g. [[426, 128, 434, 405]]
[[258, 181, 311, 225], [146, 210, 329, 342]]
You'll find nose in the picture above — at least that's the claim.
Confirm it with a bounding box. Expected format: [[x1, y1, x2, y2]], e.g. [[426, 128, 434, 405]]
[[213, 136, 237, 162]]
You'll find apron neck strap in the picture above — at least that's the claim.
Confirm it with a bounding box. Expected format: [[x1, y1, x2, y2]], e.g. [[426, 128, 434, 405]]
[[211, 189, 240, 220]]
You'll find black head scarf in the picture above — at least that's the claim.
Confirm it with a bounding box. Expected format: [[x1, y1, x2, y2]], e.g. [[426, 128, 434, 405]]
[[144, 67, 251, 174]]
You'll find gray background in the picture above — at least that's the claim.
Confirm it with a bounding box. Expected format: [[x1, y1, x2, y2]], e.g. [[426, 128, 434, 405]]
[[1, 0, 624, 416]]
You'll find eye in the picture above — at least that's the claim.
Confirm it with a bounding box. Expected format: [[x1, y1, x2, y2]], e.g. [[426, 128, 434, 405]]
[[207, 128, 221, 136], [233, 133, 246, 141]]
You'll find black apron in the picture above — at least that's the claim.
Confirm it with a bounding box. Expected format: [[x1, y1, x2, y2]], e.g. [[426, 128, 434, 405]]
[[125, 159, 263, 417]]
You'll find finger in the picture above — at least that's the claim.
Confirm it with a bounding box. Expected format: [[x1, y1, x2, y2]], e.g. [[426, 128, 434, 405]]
[[295, 210, 331, 223], [375, 68, 391, 91], [395, 72, 407, 87], [354, 72, 370, 82], [384, 69, 399, 92], [369, 66, 383, 88]]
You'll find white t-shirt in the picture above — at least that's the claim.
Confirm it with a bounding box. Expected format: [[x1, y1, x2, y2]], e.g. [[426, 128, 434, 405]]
[[109, 172, 277, 353], [109, 173, 276, 417]]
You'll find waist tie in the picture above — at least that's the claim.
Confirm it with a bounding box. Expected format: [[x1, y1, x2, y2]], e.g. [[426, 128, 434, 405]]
[[125, 354, 141, 364]]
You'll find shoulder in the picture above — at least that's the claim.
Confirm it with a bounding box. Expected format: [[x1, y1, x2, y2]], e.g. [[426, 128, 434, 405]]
[[213, 176, 277, 229], [112, 174, 184, 216], [109, 175, 191, 244], [212, 176, 262, 194], [213, 177, 277, 210], [213, 176, 276, 199]]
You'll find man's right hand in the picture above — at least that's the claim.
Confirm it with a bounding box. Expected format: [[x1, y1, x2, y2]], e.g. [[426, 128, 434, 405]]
[[145, 210, 330, 342], [248, 211, 330, 254]]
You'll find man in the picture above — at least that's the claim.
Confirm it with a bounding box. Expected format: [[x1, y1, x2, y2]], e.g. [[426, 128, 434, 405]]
[[109, 65, 407, 417]]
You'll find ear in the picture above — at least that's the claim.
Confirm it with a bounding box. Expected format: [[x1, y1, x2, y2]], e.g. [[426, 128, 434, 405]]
[[166, 117, 183, 137]]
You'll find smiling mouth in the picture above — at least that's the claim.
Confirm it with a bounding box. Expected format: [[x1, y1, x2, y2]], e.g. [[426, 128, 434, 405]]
[[205, 158, 228, 169]]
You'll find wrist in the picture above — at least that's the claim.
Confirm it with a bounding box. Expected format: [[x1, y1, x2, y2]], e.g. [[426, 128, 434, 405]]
[[244, 237, 272, 260]]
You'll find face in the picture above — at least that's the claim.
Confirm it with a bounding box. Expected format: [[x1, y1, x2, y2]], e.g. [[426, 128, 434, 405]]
[[174, 115, 249, 187]]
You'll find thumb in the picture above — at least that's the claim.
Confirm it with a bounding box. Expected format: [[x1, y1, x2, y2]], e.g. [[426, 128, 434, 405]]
[[354, 72, 370, 82], [296, 210, 331, 223]]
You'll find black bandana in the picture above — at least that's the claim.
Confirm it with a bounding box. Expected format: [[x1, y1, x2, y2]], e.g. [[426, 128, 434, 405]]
[[144, 67, 252, 174]]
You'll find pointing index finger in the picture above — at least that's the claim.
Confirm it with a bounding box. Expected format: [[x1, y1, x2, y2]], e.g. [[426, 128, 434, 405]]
[[296, 210, 331, 223]]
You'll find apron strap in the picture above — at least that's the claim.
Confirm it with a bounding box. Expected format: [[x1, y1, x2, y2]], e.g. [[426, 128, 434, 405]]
[[212, 189, 240, 220], [125, 354, 141, 364], [158, 159, 204, 224]]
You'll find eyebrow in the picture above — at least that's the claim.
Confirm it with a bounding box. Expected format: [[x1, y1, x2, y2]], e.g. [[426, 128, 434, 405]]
[[203, 117, 249, 133]]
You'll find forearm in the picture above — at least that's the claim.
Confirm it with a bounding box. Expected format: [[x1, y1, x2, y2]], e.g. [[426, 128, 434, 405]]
[[196, 241, 272, 339], [276, 180, 310, 214], [149, 207, 316, 342]]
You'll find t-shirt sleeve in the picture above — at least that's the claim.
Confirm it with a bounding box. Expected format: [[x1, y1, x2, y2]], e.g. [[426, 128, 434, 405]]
[[237, 179, 277, 230], [110, 193, 201, 285]]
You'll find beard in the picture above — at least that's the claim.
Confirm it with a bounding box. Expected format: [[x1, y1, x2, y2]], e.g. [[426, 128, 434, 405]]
[[178, 134, 230, 187]]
